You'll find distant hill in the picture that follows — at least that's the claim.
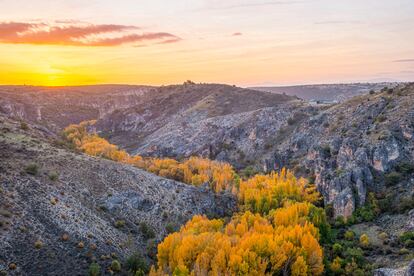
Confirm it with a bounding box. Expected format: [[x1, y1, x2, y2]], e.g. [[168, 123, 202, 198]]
[[251, 83, 400, 102]]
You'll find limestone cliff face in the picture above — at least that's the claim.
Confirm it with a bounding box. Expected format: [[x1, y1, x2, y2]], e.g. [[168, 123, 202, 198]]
[[264, 84, 414, 217]]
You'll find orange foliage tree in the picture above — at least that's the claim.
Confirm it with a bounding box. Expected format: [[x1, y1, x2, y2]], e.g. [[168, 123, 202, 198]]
[[151, 209, 324, 276], [151, 170, 326, 275], [63, 121, 238, 192], [238, 168, 320, 215]]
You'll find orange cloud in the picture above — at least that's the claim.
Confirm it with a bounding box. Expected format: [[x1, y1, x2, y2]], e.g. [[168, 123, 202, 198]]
[[0, 21, 180, 46]]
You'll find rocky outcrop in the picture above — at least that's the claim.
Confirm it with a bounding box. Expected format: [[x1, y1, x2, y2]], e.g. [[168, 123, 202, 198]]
[[374, 261, 414, 276]]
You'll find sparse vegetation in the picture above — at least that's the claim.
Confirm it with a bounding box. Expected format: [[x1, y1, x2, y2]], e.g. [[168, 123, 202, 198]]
[[20, 121, 29, 130], [126, 252, 148, 275], [34, 240, 43, 249], [345, 230, 355, 241], [111, 260, 122, 272], [139, 222, 155, 240], [48, 171, 59, 181], [114, 220, 126, 228], [165, 222, 176, 234], [359, 234, 370, 248], [88, 262, 100, 276], [24, 163, 39, 175], [384, 171, 402, 186]]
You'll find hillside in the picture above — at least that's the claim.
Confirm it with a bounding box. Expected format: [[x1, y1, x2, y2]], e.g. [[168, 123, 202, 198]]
[[252, 83, 398, 102], [0, 85, 153, 131], [0, 115, 235, 275], [1, 82, 414, 274], [1, 83, 413, 219]]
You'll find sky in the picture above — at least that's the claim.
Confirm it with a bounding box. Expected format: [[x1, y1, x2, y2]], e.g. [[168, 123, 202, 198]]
[[0, 0, 413, 86]]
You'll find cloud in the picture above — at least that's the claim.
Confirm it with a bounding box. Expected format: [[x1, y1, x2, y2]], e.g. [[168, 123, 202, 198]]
[[393, 59, 414, 63], [0, 21, 180, 46], [232, 32, 242, 36]]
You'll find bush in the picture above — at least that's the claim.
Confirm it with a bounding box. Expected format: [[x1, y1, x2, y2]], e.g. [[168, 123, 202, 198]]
[[330, 257, 343, 273], [111, 260, 121, 272], [332, 243, 343, 256], [25, 163, 39, 175], [399, 231, 414, 244], [369, 90, 375, 95], [139, 222, 155, 240], [379, 232, 388, 241], [125, 252, 148, 274], [345, 230, 355, 241], [239, 166, 258, 179], [399, 248, 410, 255], [34, 240, 43, 249], [321, 145, 332, 158], [376, 115, 387, 123], [48, 171, 59, 181], [88, 262, 100, 276], [354, 206, 375, 222], [165, 222, 177, 234], [395, 162, 414, 175], [359, 234, 370, 248], [344, 247, 364, 264], [384, 171, 402, 186], [114, 220, 125, 228], [20, 122, 29, 130]]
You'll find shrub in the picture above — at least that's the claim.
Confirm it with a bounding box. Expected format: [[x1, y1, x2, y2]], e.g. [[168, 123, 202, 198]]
[[332, 243, 343, 256], [20, 122, 29, 130], [88, 262, 100, 276], [334, 216, 346, 227], [399, 248, 410, 255], [34, 240, 43, 249], [395, 162, 414, 175], [369, 90, 375, 95], [321, 145, 332, 158], [399, 231, 414, 245], [125, 252, 148, 274], [345, 230, 355, 241], [239, 166, 257, 179], [165, 222, 177, 234], [344, 247, 364, 264], [384, 171, 402, 186], [330, 257, 343, 273], [376, 115, 387, 123], [354, 206, 375, 222], [359, 234, 370, 248], [114, 220, 125, 228], [48, 171, 59, 181], [24, 163, 39, 175], [139, 222, 155, 240], [111, 260, 121, 272], [378, 232, 388, 241]]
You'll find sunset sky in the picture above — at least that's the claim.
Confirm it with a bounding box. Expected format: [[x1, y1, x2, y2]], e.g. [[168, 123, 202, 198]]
[[0, 0, 413, 86]]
